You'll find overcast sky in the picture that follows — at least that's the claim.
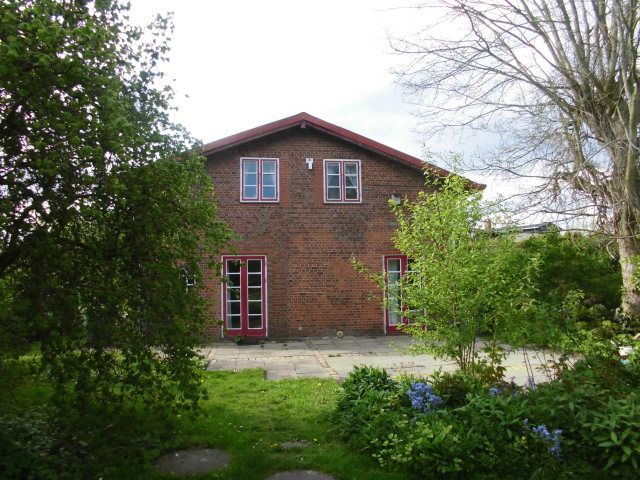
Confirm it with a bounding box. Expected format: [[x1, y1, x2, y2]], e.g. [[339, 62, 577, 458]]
[[128, 1, 497, 196]]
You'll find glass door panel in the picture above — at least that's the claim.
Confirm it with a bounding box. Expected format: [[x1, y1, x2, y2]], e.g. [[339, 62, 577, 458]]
[[223, 256, 267, 337], [385, 255, 409, 334]]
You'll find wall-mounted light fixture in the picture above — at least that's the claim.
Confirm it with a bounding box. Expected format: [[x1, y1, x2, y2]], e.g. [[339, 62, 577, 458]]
[[305, 157, 314, 170]]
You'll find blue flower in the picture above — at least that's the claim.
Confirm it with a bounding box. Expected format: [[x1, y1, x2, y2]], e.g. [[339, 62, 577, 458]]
[[406, 381, 443, 413], [488, 386, 500, 396], [526, 376, 537, 390], [531, 423, 562, 459]]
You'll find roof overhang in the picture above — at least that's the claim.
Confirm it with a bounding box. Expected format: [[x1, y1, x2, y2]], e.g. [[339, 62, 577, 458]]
[[202, 112, 485, 190]]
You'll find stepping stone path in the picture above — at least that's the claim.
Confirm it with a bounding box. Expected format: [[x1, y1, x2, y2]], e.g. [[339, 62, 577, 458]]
[[280, 440, 310, 450], [153, 448, 231, 476], [265, 471, 336, 480]]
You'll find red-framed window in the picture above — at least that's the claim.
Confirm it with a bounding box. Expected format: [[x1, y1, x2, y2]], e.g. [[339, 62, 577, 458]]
[[241, 158, 279, 202], [221, 255, 267, 337], [323, 159, 361, 203], [383, 255, 415, 334]]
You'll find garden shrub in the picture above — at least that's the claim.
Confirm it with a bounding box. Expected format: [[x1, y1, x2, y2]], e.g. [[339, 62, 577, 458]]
[[582, 393, 640, 476], [336, 361, 640, 479], [426, 358, 513, 408], [336, 366, 411, 451], [0, 409, 62, 480]]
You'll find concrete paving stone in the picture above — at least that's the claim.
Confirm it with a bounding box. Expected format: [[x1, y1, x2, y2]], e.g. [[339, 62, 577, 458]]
[[235, 360, 265, 369], [267, 370, 298, 380], [206, 360, 237, 371], [265, 470, 336, 480], [294, 367, 327, 375], [283, 349, 314, 356], [256, 350, 288, 358], [153, 448, 231, 476], [214, 350, 241, 356], [296, 370, 329, 376], [196, 347, 214, 358], [283, 341, 311, 348], [331, 339, 358, 345], [263, 357, 295, 364], [280, 440, 311, 450], [308, 339, 335, 346]]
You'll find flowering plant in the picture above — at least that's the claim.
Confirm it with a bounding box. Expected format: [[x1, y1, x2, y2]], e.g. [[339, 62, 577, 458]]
[[529, 422, 562, 459], [488, 386, 501, 396], [406, 381, 443, 413]]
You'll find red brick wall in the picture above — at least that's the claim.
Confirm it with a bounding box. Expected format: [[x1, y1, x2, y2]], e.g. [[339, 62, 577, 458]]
[[201, 127, 429, 339]]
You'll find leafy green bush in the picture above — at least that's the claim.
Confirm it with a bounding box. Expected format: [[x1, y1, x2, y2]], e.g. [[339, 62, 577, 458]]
[[336, 367, 410, 451], [0, 409, 61, 480], [0, 402, 178, 479], [336, 362, 640, 478], [519, 231, 621, 312], [584, 394, 640, 475]]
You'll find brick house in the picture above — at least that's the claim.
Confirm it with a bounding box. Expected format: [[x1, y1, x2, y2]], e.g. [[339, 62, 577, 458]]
[[201, 112, 479, 339]]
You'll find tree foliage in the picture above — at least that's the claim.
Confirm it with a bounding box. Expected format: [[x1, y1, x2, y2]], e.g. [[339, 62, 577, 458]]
[[388, 176, 539, 371], [394, 0, 640, 317], [520, 230, 621, 311], [0, 0, 232, 411]]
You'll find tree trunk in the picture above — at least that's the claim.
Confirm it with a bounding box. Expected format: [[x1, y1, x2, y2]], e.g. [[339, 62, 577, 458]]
[[618, 235, 640, 318]]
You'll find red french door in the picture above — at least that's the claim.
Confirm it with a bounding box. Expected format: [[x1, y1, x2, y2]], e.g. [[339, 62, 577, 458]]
[[384, 255, 411, 334], [222, 255, 267, 337]]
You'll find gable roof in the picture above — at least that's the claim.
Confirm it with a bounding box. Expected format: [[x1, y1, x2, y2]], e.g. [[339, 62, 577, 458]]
[[202, 112, 484, 189]]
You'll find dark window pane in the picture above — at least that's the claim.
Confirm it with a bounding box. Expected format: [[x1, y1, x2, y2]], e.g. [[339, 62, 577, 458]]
[[345, 175, 358, 187], [226, 273, 240, 288], [345, 187, 358, 200], [227, 287, 241, 300], [248, 288, 261, 301], [227, 315, 241, 329], [327, 187, 340, 200], [327, 175, 340, 187], [248, 260, 261, 273], [248, 273, 261, 287], [227, 261, 241, 274], [227, 301, 240, 315], [248, 315, 262, 329], [248, 301, 262, 315]]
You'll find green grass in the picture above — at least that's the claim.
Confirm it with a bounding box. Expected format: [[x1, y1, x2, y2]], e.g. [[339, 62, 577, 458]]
[[1, 367, 411, 480], [142, 369, 410, 480]]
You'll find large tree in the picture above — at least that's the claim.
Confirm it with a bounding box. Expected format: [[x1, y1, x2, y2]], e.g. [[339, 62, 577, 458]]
[[0, 0, 232, 410], [393, 0, 640, 316]]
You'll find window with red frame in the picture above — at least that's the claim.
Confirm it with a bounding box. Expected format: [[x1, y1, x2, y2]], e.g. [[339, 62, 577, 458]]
[[241, 157, 279, 202], [324, 159, 361, 203], [384, 255, 418, 333]]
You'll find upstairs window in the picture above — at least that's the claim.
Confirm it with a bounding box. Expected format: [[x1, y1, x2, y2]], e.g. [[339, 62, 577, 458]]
[[323, 159, 361, 203], [241, 157, 279, 202]]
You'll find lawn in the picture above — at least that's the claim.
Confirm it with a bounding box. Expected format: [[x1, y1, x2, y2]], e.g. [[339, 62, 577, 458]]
[[149, 369, 410, 480], [1, 367, 412, 480]]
